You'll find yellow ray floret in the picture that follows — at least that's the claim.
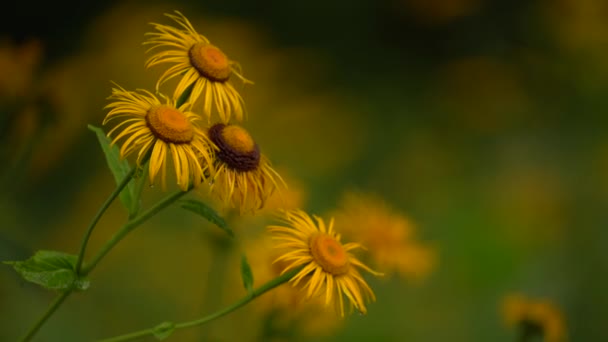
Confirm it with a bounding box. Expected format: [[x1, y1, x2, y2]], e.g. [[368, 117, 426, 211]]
[[205, 123, 283, 212], [145, 11, 251, 123], [269, 209, 382, 317], [103, 84, 214, 190]]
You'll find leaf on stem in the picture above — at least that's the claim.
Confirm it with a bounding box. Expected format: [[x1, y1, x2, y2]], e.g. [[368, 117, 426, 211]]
[[4, 250, 90, 291], [240, 253, 254, 294], [179, 199, 234, 237], [88, 124, 137, 215], [152, 321, 175, 340]]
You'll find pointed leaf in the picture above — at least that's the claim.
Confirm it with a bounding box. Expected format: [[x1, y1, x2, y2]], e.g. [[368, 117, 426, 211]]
[[240, 254, 254, 294], [175, 81, 195, 108], [179, 199, 233, 237], [152, 321, 175, 340], [88, 124, 136, 214], [4, 250, 90, 291]]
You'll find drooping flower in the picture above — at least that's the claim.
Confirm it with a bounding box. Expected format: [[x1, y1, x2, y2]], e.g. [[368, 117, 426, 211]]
[[240, 236, 342, 339], [269, 209, 382, 316], [103, 85, 214, 190], [331, 192, 436, 282], [145, 11, 251, 123], [206, 123, 283, 212], [502, 294, 567, 342]]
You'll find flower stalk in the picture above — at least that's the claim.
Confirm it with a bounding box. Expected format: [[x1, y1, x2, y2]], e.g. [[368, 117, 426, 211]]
[[98, 267, 301, 342]]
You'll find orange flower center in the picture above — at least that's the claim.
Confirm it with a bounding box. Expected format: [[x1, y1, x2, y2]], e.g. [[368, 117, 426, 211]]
[[209, 123, 260, 172], [146, 105, 194, 144], [189, 43, 231, 82], [221, 125, 255, 153], [309, 233, 350, 275]]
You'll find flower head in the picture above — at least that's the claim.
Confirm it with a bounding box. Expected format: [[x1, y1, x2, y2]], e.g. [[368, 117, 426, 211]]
[[242, 236, 342, 338], [502, 294, 567, 342], [331, 192, 436, 282], [269, 210, 382, 316], [145, 11, 251, 123], [103, 85, 214, 190], [206, 123, 283, 213]]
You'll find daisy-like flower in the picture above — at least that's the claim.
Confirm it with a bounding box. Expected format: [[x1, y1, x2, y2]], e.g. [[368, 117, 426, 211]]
[[145, 11, 251, 123], [269, 209, 382, 317], [237, 237, 342, 339], [103, 85, 214, 190], [502, 294, 567, 342], [206, 123, 283, 212]]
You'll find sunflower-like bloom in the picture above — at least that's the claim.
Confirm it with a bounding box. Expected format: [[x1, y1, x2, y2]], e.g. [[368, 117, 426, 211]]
[[206, 123, 283, 212], [269, 210, 382, 317], [502, 294, 567, 342], [145, 11, 251, 123], [240, 237, 342, 338], [330, 192, 436, 282], [103, 85, 214, 190]]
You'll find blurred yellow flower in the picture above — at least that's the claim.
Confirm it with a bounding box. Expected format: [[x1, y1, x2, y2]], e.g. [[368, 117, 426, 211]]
[[331, 192, 437, 282], [206, 123, 283, 213], [145, 11, 251, 123], [0, 39, 42, 99], [502, 294, 567, 342], [269, 209, 382, 317], [103, 85, 214, 190]]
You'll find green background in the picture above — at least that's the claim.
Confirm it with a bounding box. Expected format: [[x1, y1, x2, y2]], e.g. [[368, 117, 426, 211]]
[[1, 0, 607, 341]]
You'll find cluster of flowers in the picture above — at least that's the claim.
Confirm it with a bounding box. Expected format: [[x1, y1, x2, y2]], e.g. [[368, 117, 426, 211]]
[[104, 11, 381, 317]]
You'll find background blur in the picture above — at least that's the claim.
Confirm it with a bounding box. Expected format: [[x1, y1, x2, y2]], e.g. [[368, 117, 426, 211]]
[[2, 0, 608, 341]]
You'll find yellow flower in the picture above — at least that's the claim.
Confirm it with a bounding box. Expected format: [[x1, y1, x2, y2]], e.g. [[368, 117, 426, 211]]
[[206, 123, 283, 212], [145, 11, 251, 123], [242, 236, 342, 339], [269, 209, 382, 317], [103, 85, 214, 190], [331, 192, 436, 281], [502, 294, 567, 342]]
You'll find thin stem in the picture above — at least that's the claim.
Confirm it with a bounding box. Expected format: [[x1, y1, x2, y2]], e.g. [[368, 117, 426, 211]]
[[76, 168, 136, 274], [20, 290, 71, 342], [82, 188, 190, 275], [98, 268, 301, 342], [23, 166, 139, 341]]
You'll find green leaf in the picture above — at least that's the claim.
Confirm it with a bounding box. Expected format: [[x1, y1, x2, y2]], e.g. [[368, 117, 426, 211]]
[[88, 124, 137, 215], [240, 254, 254, 294], [175, 81, 195, 108], [4, 250, 90, 291], [179, 199, 234, 237], [152, 321, 175, 341]]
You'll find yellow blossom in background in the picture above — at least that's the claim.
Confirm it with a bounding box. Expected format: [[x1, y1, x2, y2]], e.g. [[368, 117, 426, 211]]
[[269, 209, 382, 317], [502, 294, 567, 342], [103, 85, 214, 190], [0, 39, 44, 174], [0, 39, 42, 100], [331, 192, 437, 282], [205, 123, 283, 213], [145, 11, 251, 123]]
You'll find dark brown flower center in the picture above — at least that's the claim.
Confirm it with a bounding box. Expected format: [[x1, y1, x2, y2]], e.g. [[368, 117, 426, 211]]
[[189, 43, 231, 82], [209, 123, 260, 172], [146, 105, 194, 143]]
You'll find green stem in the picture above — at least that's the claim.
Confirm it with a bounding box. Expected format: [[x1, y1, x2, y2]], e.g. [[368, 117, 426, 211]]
[[23, 166, 139, 341], [81, 188, 190, 275], [20, 290, 71, 342], [75, 168, 137, 274], [98, 268, 301, 342]]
